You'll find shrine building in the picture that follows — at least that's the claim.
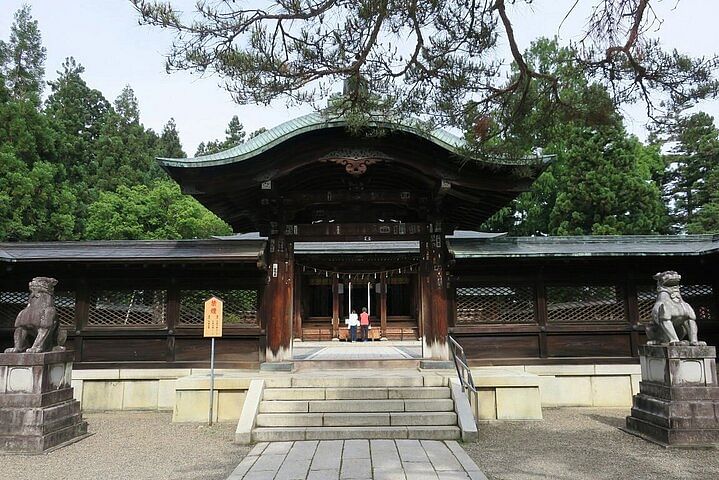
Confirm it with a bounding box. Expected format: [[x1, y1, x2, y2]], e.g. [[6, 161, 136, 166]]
[[1, 113, 718, 369]]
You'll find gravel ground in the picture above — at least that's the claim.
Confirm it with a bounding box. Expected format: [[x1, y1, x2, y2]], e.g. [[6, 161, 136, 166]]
[[6, 408, 719, 480], [3, 412, 249, 480], [465, 407, 719, 480]]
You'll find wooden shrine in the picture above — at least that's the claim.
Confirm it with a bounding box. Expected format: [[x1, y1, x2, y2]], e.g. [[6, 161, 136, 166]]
[[1, 113, 718, 367]]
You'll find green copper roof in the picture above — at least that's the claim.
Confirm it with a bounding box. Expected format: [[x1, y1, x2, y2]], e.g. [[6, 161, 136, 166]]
[[447, 235, 719, 258], [158, 112, 552, 168]]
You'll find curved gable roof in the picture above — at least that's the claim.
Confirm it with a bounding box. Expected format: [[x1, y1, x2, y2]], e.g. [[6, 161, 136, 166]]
[[158, 112, 552, 168]]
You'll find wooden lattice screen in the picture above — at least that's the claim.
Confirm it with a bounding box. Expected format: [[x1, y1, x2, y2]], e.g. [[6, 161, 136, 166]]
[[87, 290, 166, 327], [0, 291, 76, 328], [456, 286, 535, 324], [637, 284, 714, 323], [547, 285, 626, 323], [178, 289, 258, 326]]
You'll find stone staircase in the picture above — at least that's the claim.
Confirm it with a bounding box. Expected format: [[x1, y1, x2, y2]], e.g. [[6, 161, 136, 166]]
[[250, 374, 461, 442]]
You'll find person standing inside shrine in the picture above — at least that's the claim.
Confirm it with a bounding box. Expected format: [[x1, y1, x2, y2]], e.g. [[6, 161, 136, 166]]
[[348, 309, 359, 342], [360, 307, 370, 342]]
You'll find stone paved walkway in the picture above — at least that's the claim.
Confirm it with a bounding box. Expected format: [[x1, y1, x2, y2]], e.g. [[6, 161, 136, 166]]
[[293, 341, 423, 361], [226, 440, 488, 480]]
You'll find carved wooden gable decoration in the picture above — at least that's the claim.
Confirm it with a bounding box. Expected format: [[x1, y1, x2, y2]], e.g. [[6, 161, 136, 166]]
[[318, 149, 394, 176]]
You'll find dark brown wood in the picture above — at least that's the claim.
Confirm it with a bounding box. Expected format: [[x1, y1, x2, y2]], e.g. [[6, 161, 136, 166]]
[[166, 285, 179, 363], [546, 334, 632, 357], [332, 274, 340, 338], [263, 233, 294, 361], [174, 337, 259, 362], [73, 282, 88, 359], [626, 280, 641, 357], [419, 231, 449, 359], [455, 335, 541, 359], [380, 274, 388, 337], [81, 338, 167, 362], [285, 222, 429, 240], [536, 277, 548, 358], [293, 266, 302, 340]]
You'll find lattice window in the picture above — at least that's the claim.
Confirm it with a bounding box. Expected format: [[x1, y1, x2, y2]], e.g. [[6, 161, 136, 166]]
[[55, 292, 76, 327], [456, 286, 535, 324], [87, 290, 166, 327], [547, 285, 626, 323], [0, 292, 27, 328], [0, 291, 76, 328], [637, 285, 656, 323], [637, 284, 715, 323], [179, 289, 258, 326], [682, 284, 714, 322]]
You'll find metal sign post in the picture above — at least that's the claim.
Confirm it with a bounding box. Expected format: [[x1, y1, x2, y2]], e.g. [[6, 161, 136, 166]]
[[203, 296, 223, 426]]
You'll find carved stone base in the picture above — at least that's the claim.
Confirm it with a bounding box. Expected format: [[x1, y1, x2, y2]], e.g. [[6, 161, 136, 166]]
[[0, 351, 88, 453], [625, 345, 719, 448]]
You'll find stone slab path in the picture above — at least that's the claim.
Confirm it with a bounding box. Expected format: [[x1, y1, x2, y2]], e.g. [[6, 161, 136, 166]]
[[226, 439, 488, 480], [293, 342, 422, 361]]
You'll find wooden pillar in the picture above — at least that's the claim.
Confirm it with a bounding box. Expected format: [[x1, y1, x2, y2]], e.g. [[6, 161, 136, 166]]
[[536, 275, 548, 358], [166, 281, 179, 363], [626, 276, 641, 358], [380, 273, 388, 338], [262, 233, 294, 362], [419, 226, 450, 360], [293, 268, 302, 341], [332, 274, 340, 338], [73, 280, 89, 362]]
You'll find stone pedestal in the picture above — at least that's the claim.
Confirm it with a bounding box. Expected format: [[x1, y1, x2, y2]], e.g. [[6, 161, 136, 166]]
[[0, 350, 88, 453], [625, 345, 719, 447]]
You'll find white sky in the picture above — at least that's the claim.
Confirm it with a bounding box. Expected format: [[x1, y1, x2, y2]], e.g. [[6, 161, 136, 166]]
[[2, 1, 717, 155]]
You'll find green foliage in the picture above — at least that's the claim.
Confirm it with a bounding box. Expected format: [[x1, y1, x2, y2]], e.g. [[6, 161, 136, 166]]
[[195, 115, 245, 156], [548, 127, 667, 235], [0, 4, 229, 242], [92, 86, 166, 191], [86, 180, 232, 240], [0, 4, 46, 100], [0, 145, 77, 241], [662, 112, 719, 230], [157, 118, 185, 158], [482, 39, 669, 236], [132, 0, 719, 145]]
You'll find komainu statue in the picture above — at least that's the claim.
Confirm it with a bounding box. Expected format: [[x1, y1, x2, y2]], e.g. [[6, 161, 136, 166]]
[[4, 277, 67, 353], [646, 271, 706, 346]]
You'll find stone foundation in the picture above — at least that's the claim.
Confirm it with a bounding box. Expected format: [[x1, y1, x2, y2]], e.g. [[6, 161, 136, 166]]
[[625, 345, 719, 447], [0, 351, 88, 453]]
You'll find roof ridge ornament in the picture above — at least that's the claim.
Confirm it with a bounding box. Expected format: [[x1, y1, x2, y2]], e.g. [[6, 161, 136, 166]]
[[318, 148, 394, 176]]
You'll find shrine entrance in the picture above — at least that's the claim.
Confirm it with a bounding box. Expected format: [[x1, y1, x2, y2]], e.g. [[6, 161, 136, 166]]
[[159, 112, 550, 362], [293, 245, 421, 344]]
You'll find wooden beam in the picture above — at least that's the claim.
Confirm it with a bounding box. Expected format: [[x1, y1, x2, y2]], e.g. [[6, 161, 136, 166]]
[[284, 222, 429, 239]]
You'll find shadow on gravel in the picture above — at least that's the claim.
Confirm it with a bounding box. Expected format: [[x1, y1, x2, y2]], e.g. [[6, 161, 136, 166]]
[[587, 413, 626, 429]]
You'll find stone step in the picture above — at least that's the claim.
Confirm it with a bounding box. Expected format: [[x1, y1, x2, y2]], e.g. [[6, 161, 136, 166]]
[[254, 412, 457, 428], [255, 413, 324, 427], [390, 412, 457, 426], [290, 376, 426, 389], [261, 386, 451, 401], [259, 398, 454, 414], [251, 426, 461, 442]]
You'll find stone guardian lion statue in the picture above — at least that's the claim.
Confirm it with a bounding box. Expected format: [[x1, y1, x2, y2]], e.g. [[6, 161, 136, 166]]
[[646, 271, 706, 346], [4, 276, 67, 353]]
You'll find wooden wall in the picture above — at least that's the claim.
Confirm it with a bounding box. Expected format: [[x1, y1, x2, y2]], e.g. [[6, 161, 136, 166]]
[[3, 253, 718, 368], [0, 263, 265, 369], [450, 255, 719, 365]]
